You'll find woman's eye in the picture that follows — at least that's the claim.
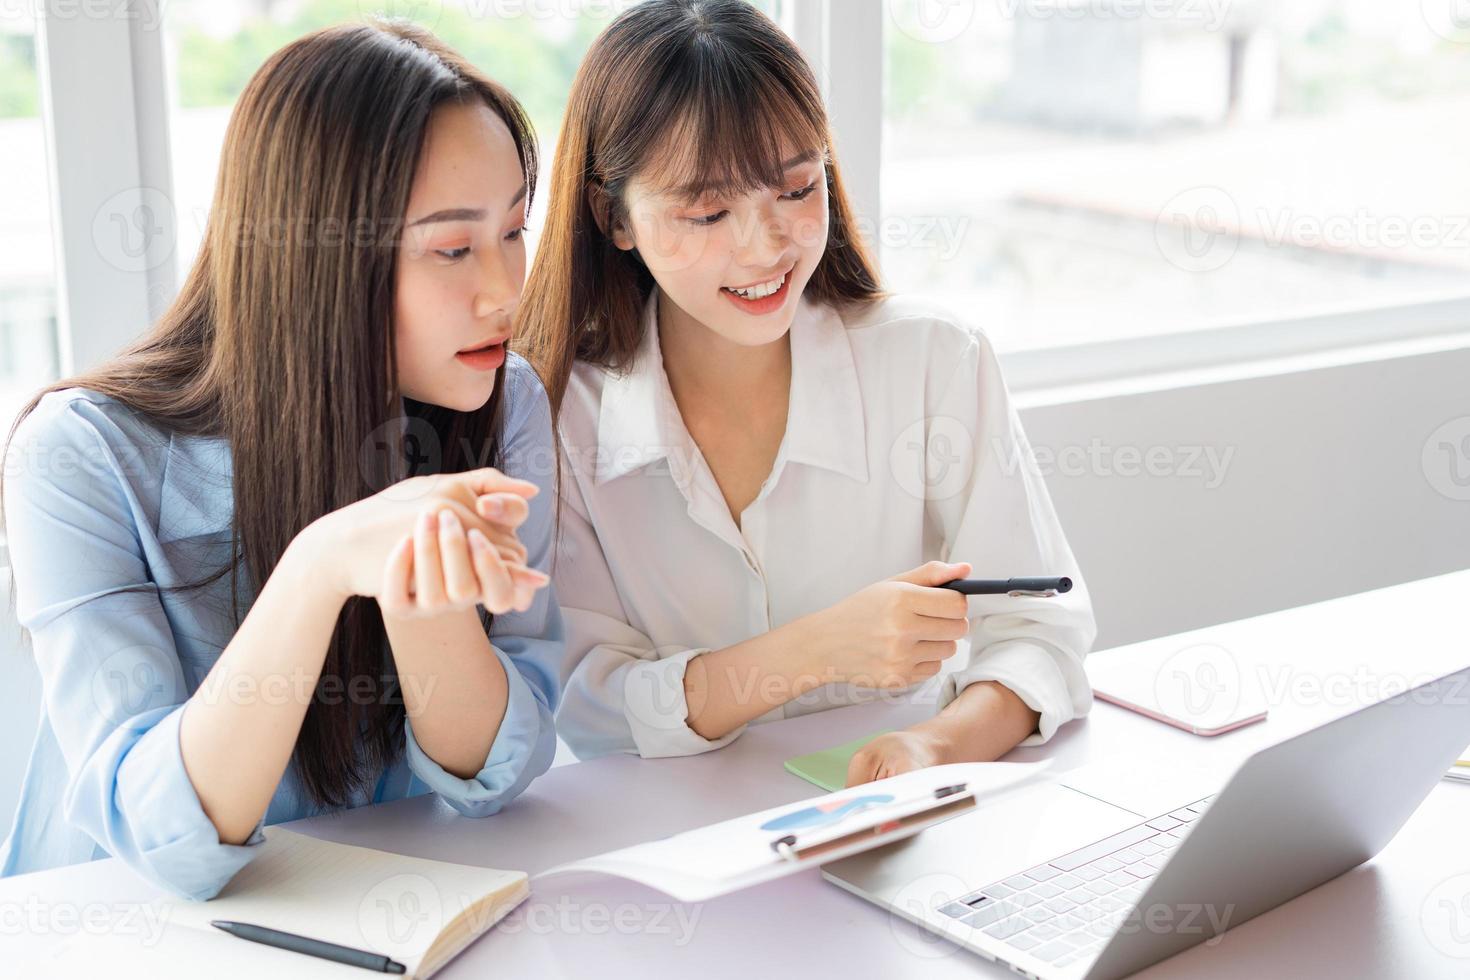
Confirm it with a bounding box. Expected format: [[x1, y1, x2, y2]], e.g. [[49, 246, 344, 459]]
[[434, 246, 471, 261], [782, 182, 818, 202], [505, 225, 527, 242], [687, 210, 729, 226]]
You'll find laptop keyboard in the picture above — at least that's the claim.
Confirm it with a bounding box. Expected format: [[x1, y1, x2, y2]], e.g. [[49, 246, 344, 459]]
[[934, 796, 1214, 970]]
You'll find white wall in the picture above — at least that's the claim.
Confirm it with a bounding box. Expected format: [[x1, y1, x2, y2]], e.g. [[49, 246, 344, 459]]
[[3, 344, 1468, 832], [1027, 344, 1470, 649]]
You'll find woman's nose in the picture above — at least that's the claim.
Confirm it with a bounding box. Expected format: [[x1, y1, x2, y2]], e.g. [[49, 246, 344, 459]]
[[735, 207, 791, 267], [473, 254, 518, 319]]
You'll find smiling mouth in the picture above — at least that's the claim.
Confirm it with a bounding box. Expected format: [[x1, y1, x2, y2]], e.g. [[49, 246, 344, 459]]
[[721, 271, 790, 300]]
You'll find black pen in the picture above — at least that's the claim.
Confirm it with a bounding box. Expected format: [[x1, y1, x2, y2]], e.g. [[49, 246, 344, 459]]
[[210, 920, 407, 974], [940, 576, 1072, 597]]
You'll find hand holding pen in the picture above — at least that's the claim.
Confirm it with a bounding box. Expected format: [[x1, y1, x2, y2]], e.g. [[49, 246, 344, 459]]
[[805, 562, 1075, 692]]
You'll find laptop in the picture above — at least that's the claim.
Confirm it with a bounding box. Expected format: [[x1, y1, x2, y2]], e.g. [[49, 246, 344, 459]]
[[823, 663, 1470, 979]]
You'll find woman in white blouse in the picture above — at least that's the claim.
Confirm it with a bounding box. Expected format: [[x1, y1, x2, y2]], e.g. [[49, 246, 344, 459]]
[[519, 0, 1096, 784]]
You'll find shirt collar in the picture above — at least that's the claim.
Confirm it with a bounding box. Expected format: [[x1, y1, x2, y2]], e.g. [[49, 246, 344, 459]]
[[594, 288, 868, 486], [594, 290, 688, 485], [782, 292, 870, 484]]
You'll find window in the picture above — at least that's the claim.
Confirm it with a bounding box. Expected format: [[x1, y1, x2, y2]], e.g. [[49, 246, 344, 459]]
[[0, 7, 59, 431], [163, 1, 781, 277], [164, 1, 648, 278], [882, 0, 1470, 352], [32, 0, 1459, 408]]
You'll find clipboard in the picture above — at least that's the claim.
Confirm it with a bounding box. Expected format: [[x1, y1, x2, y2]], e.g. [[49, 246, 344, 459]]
[[537, 761, 1049, 902], [768, 784, 977, 862]]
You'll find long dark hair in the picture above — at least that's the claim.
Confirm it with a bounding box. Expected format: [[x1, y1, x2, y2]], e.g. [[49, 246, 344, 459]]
[[1, 21, 538, 809], [516, 0, 882, 416]]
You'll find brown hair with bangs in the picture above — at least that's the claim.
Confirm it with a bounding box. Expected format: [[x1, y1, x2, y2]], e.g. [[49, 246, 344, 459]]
[[517, 0, 882, 416]]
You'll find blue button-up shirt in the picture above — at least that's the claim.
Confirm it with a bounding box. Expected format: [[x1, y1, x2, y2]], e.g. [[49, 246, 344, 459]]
[[0, 353, 563, 900]]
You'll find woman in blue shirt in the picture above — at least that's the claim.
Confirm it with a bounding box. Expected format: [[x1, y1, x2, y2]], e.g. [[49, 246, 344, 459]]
[[0, 22, 563, 900]]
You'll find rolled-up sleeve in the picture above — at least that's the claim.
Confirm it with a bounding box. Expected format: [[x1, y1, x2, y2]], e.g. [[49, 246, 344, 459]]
[[927, 330, 1098, 745], [552, 450, 741, 760], [4, 395, 265, 900], [402, 357, 564, 813], [401, 633, 558, 816]]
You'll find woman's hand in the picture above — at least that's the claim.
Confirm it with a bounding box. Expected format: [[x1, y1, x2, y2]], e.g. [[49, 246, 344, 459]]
[[379, 495, 548, 618], [845, 682, 1043, 787], [845, 729, 950, 786], [308, 468, 547, 613], [808, 561, 973, 690]]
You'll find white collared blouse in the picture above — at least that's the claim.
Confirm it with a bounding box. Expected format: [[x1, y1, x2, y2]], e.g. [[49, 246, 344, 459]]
[[552, 290, 1096, 759]]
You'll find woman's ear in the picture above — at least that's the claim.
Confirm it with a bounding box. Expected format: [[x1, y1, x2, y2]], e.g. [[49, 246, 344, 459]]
[[586, 182, 636, 252], [610, 222, 636, 252]]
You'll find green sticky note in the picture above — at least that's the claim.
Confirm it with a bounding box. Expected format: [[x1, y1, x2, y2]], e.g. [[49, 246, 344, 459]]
[[784, 731, 893, 792]]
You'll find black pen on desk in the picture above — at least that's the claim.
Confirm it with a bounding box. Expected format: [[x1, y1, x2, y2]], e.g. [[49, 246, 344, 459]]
[[940, 576, 1072, 597], [210, 920, 406, 974]]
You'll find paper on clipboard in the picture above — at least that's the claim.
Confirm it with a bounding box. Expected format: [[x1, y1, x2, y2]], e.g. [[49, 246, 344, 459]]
[[536, 760, 1049, 902]]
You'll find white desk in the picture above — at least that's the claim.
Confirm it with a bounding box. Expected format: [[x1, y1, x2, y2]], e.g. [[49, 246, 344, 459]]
[[6, 571, 1470, 978]]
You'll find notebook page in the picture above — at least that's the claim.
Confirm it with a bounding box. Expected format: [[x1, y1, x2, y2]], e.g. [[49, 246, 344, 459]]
[[162, 829, 527, 971]]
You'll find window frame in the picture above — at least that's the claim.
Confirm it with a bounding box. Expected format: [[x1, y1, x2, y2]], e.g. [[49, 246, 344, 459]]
[[36, 0, 176, 377], [27, 0, 1470, 400]]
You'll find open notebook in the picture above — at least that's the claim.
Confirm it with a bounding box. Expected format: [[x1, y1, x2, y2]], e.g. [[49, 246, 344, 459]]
[[30, 830, 527, 979]]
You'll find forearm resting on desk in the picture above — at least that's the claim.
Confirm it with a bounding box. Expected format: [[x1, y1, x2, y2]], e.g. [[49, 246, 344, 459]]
[[843, 680, 1041, 786], [911, 680, 1041, 763]]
